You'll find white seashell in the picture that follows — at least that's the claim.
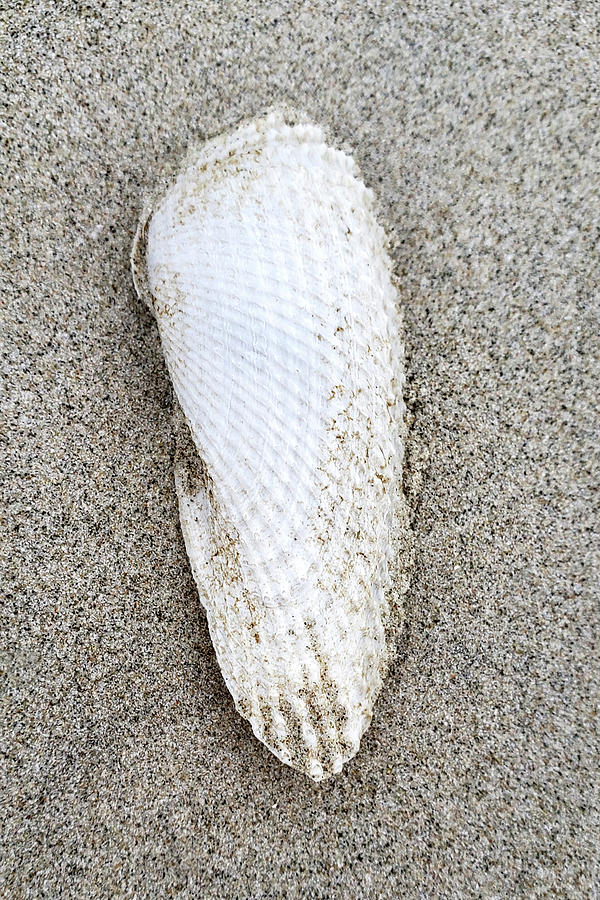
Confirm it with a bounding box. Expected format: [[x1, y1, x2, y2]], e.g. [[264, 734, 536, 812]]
[[132, 111, 406, 781]]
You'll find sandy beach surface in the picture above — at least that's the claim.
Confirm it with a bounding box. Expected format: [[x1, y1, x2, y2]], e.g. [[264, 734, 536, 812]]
[[2, 1, 598, 897]]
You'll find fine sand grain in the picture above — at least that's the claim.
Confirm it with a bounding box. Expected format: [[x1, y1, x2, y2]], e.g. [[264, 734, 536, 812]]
[[2, 2, 599, 897]]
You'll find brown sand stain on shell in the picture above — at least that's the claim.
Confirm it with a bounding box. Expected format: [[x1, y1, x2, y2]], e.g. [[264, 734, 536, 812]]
[[174, 403, 208, 498]]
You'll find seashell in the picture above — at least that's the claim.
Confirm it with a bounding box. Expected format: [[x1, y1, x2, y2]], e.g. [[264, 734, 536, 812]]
[[131, 111, 406, 781]]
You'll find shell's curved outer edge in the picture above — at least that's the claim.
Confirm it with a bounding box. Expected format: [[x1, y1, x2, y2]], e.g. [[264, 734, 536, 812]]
[[130, 208, 154, 316], [134, 108, 413, 782]]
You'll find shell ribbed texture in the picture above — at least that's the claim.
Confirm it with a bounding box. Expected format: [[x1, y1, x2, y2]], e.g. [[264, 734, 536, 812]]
[[144, 112, 404, 780]]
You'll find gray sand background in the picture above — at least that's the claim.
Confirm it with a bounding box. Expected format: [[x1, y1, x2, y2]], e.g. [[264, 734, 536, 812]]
[[2, 1, 599, 896]]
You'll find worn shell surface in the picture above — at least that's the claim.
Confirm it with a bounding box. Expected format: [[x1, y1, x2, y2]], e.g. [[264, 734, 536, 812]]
[[132, 112, 405, 781]]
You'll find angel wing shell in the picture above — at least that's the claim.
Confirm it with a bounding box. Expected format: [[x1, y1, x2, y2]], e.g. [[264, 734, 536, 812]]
[[132, 112, 405, 781]]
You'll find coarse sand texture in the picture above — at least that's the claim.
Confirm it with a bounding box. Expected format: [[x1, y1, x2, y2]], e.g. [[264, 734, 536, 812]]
[[2, 2, 598, 897]]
